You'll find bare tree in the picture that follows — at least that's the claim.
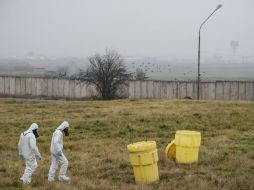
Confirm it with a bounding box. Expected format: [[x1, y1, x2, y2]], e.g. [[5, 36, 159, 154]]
[[78, 49, 132, 100]]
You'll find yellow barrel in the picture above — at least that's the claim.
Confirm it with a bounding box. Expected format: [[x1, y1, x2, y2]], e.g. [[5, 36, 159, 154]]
[[175, 130, 201, 164], [165, 140, 176, 160], [127, 141, 159, 184]]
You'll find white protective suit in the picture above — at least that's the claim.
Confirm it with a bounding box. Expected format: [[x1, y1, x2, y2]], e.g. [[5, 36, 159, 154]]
[[18, 123, 42, 184], [48, 121, 70, 182]]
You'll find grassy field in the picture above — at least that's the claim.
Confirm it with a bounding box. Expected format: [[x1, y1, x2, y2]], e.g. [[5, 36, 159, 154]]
[[0, 99, 254, 190]]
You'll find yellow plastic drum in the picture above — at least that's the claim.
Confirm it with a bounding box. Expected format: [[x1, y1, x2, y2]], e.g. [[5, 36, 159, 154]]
[[165, 140, 176, 160], [175, 130, 201, 164], [127, 141, 159, 184]]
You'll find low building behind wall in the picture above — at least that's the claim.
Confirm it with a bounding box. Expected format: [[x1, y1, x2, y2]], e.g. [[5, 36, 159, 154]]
[[0, 76, 254, 101]]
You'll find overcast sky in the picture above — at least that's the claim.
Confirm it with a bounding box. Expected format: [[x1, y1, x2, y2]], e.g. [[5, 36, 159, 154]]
[[0, 0, 253, 59]]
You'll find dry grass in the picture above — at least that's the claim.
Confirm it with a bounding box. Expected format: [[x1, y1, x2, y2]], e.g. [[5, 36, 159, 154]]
[[0, 99, 254, 190]]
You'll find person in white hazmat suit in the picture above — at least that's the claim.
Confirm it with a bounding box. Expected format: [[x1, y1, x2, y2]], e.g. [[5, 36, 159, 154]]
[[18, 123, 42, 184], [48, 121, 70, 182]]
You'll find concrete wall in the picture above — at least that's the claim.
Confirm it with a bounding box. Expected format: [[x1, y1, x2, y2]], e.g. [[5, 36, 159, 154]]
[[0, 76, 253, 101], [129, 80, 254, 101], [0, 76, 97, 99]]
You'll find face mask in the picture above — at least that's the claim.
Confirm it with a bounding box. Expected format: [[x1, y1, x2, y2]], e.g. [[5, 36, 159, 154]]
[[63, 128, 69, 136], [33, 129, 39, 138]]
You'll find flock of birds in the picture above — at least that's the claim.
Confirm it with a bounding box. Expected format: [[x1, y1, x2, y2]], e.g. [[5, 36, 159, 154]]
[[129, 61, 171, 74], [127, 61, 208, 81]]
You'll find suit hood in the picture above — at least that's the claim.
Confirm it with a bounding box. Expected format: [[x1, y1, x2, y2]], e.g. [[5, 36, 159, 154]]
[[56, 121, 69, 131], [24, 123, 38, 135]]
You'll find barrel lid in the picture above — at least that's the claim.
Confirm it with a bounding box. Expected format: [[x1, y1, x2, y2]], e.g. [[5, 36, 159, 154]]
[[127, 141, 156, 152], [176, 130, 201, 136], [165, 140, 176, 160]]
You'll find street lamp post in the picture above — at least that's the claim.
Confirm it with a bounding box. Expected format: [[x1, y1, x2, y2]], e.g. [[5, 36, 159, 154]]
[[197, 4, 222, 100]]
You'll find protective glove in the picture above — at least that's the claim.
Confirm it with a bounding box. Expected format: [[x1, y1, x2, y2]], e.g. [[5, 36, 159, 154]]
[[37, 155, 42, 160], [19, 154, 25, 160], [57, 151, 62, 157]]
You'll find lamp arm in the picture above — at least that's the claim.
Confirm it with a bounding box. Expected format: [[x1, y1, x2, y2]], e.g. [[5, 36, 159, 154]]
[[199, 8, 220, 32]]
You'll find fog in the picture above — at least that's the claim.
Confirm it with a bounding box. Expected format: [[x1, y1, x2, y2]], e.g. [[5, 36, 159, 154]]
[[0, 0, 253, 59]]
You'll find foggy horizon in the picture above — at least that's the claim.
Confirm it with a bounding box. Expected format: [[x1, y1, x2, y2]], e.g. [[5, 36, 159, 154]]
[[0, 0, 254, 59]]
